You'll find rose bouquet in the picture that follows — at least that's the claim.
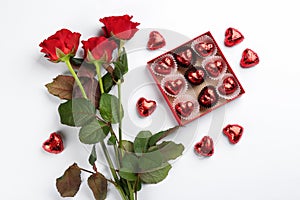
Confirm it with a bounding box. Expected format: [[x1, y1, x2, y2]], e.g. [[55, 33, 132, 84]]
[[40, 15, 184, 200]]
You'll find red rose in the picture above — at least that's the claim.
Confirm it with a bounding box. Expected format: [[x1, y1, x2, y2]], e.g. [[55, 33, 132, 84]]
[[100, 15, 140, 40], [82, 36, 117, 63], [39, 29, 81, 62]]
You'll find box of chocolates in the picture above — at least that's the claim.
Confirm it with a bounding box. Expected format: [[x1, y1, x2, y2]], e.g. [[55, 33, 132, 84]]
[[147, 31, 245, 125]]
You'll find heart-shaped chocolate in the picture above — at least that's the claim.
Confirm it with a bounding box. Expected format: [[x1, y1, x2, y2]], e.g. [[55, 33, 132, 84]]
[[164, 78, 184, 95], [195, 42, 215, 57], [223, 124, 244, 144], [153, 55, 175, 75], [175, 101, 194, 118], [240, 48, 259, 68], [147, 31, 166, 50], [218, 76, 238, 95], [42, 132, 64, 154], [185, 67, 206, 85], [194, 136, 214, 157], [136, 97, 157, 117], [224, 27, 244, 47], [205, 59, 225, 78], [174, 47, 195, 68], [198, 85, 219, 108]]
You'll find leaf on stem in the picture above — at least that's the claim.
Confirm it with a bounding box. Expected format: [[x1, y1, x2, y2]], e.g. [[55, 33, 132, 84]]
[[133, 131, 152, 154], [119, 153, 139, 181], [56, 163, 82, 197], [45, 75, 74, 100], [87, 172, 107, 200], [58, 98, 96, 127], [138, 151, 163, 172], [99, 93, 123, 124], [102, 72, 114, 93], [148, 126, 179, 147], [88, 145, 97, 166], [139, 162, 172, 184], [148, 141, 184, 162], [79, 119, 110, 144]]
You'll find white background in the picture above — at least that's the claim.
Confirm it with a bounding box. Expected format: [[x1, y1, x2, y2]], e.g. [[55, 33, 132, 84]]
[[1, 0, 300, 199]]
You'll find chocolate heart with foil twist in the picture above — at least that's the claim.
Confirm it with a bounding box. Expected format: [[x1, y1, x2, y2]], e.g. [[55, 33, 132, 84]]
[[218, 76, 238, 95], [174, 47, 195, 68], [204, 59, 225, 78], [147, 31, 166, 50], [164, 79, 184, 95], [136, 97, 157, 117], [184, 67, 206, 85], [240, 48, 259, 68], [223, 124, 244, 144], [175, 101, 194, 118], [154, 55, 175, 75], [224, 27, 244, 47], [198, 85, 219, 108], [194, 136, 214, 157], [195, 42, 215, 57], [42, 132, 64, 154]]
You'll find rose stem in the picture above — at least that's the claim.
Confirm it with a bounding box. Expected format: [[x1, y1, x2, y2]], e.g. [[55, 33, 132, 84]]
[[94, 61, 105, 94], [117, 79, 123, 147], [65, 57, 88, 99]]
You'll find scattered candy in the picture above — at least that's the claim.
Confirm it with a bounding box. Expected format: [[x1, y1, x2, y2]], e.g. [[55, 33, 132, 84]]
[[194, 136, 214, 157], [136, 97, 157, 117], [223, 124, 244, 144], [147, 31, 166, 50], [224, 27, 244, 47], [240, 48, 259, 68], [42, 132, 64, 154]]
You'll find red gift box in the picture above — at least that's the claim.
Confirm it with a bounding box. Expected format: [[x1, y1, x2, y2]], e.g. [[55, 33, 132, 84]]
[[147, 31, 245, 125]]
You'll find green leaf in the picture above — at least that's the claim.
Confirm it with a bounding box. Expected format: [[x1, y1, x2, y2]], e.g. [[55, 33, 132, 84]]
[[119, 153, 138, 181], [99, 93, 123, 124], [121, 140, 134, 152], [107, 135, 117, 145], [148, 141, 184, 162], [88, 145, 97, 166], [113, 61, 124, 81], [133, 131, 152, 154], [79, 119, 109, 144], [139, 162, 172, 184], [58, 98, 96, 127], [102, 72, 114, 93], [119, 168, 137, 181], [138, 151, 163, 172], [118, 47, 128, 74], [45, 75, 74, 100], [148, 126, 179, 146], [121, 153, 139, 171], [87, 172, 107, 200], [70, 57, 84, 67], [56, 163, 81, 197]]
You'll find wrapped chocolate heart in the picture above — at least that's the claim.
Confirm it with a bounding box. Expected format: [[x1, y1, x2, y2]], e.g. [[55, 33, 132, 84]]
[[202, 56, 227, 80], [216, 73, 241, 100], [173, 94, 199, 120], [172, 46, 196, 68], [151, 54, 177, 76], [191, 35, 217, 58], [161, 74, 188, 97]]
